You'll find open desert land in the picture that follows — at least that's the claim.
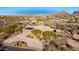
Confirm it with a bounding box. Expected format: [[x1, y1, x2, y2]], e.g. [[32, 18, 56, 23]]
[[0, 11, 79, 51]]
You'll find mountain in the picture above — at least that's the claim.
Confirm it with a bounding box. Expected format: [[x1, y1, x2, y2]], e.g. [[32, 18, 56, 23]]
[[73, 11, 79, 16], [73, 11, 79, 14], [54, 11, 71, 19], [57, 11, 70, 15]]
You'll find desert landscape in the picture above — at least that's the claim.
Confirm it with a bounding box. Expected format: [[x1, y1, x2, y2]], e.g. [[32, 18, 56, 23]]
[[0, 8, 79, 51]]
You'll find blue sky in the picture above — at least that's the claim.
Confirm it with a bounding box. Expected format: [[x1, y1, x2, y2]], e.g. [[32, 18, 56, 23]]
[[0, 7, 79, 15]]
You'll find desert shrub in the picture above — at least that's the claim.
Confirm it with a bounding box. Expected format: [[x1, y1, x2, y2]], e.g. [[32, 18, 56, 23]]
[[43, 31, 56, 40], [31, 29, 42, 38]]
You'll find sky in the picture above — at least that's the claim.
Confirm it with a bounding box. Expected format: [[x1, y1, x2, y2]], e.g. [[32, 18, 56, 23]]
[[0, 7, 79, 15]]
